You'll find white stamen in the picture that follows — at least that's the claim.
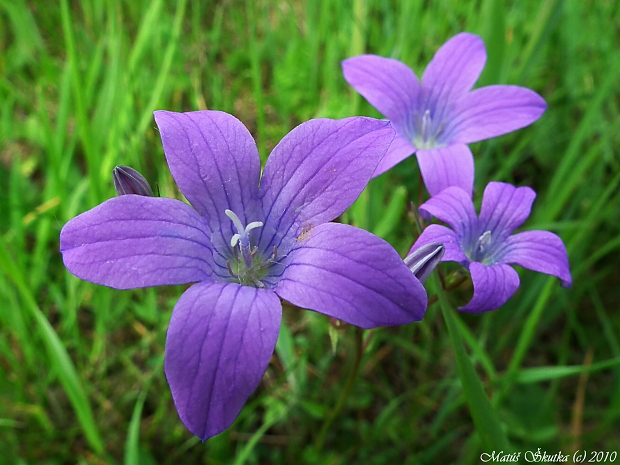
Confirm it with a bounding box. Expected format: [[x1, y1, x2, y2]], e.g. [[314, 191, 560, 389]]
[[225, 208, 264, 270], [225, 209, 263, 239]]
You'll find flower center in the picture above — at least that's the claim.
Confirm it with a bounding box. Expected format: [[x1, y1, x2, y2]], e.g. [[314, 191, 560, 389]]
[[412, 109, 446, 150], [468, 230, 493, 264], [225, 209, 276, 288]]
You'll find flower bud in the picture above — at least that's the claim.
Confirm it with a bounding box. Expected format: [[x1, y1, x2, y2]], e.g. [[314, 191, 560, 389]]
[[404, 242, 444, 283], [113, 166, 153, 196]]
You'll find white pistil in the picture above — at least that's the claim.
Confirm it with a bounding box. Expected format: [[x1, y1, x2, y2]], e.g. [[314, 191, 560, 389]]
[[225, 209, 263, 268], [420, 109, 432, 143], [225, 209, 263, 247], [476, 230, 492, 254], [413, 109, 445, 149]]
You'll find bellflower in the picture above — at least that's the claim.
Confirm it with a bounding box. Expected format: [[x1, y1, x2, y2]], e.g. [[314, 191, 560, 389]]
[[410, 182, 571, 313], [342, 33, 547, 196], [60, 110, 428, 440]]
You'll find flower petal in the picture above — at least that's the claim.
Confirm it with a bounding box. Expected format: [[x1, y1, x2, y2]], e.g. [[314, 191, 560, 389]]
[[450, 85, 547, 144], [460, 262, 520, 313], [419, 186, 477, 242], [500, 231, 572, 287], [275, 223, 427, 328], [165, 281, 281, 441], [478, 182, 536, 239], [372, 132, 416, 177], [60, 196, 214, 289], [410, 224, 468, 264], [342, 55, 420, 134], [259, 117, 394, 244], [153, 110, 262, 229], [416, 144, 474, 197], [421, 33, 486, 104]]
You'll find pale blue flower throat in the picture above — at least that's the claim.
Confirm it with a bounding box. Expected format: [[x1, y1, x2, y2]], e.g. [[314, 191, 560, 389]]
[[477, 231, 492, 252], [468, 230, 493, 263], [413, 109, 446, 150]]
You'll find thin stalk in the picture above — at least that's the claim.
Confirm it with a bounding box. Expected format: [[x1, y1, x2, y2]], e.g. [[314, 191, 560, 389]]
[[431, 273, 511, 452], [315, 327, 364, 451]]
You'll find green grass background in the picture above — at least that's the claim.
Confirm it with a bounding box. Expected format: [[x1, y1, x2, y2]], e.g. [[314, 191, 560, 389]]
[[1, 0, 619, 463]]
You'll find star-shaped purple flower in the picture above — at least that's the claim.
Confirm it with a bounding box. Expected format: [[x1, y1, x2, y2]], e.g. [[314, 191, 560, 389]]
[[342, 32, 547, 196], [60, 110, 428, 440], [410, 182, 571, 313]]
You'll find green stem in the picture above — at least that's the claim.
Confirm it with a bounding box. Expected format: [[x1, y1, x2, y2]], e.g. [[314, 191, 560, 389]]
[[431, 274, 512, 451], [315, 327, 364, 451]]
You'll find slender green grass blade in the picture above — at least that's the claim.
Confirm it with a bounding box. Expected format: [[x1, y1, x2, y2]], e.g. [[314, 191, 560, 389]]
[[516, 356, 620, 384], [275, 321, 300, 392], [60, 0, 100, 202], [373, 185, 407, 239], [124, 389, 148, 465], [0, 241, 104, 454], [245, 0, 266, 159], [516, 0, 562, 84], [232, 402, 290, 465], [497, 277, 555, 401], [540, 66, 620, 222], [128, 0, 165, 74], [431, 274, 511, 452], [453, 313, 497, 381], [477, 0, 506, 86], [132, 0, 187, 144]]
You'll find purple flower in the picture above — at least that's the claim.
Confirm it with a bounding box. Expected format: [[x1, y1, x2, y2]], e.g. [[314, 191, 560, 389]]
[[410, 182, 571, 313], [342, 32, 547, 196], [60, 110, 428, 440]]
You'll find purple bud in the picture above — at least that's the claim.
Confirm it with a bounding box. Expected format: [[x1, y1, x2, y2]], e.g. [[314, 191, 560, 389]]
[[113, 166, 153, 196], [404, 242, 444, 283]]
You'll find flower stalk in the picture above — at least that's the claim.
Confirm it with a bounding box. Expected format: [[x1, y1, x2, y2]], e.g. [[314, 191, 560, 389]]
[[430, 272, 511, 452]]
